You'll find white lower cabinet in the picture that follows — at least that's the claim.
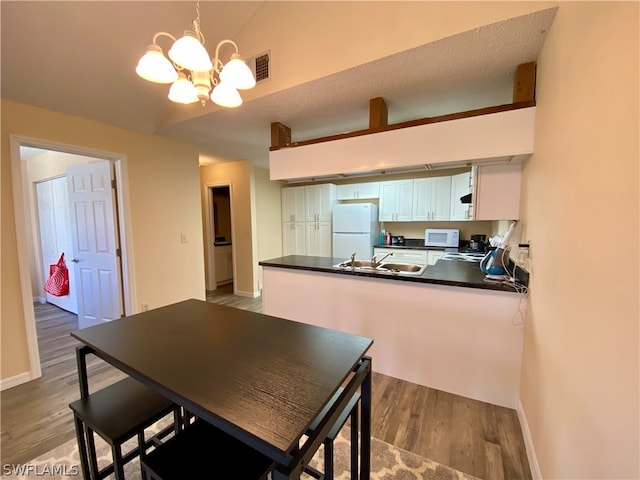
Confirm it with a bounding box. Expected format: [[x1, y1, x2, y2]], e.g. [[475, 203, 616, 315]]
[[427, 250, 444, 265], [305, 222, 332, 257], [373, 248, 428, 265], [282, 222, 306, 255], [214, 245, 233, 285]]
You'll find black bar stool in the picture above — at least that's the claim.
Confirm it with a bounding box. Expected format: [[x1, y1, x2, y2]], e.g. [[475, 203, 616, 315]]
[[69, 346, 182, 479], [141, 420, 274, 479]]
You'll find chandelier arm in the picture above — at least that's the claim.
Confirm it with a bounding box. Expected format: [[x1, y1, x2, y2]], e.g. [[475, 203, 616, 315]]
[[152, 32, 177, 45], [213, 39, 239, 74]]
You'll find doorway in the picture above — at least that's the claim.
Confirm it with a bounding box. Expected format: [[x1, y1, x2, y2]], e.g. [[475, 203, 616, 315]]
[[204, 184, 235, 292], [9, 135, 132, 383]]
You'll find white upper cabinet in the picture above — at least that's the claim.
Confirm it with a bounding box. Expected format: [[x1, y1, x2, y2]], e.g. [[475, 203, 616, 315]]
[[304, 184, 336, 222], [473, 164, 522, 220], [450, 171, 473, 221], [336, 182, 380, 200], [281, 186, 306, 223], [412, 177, 452, 221], [379, 180, 413, 221]]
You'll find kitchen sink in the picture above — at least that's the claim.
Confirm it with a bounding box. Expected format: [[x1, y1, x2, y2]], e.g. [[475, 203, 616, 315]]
[[378, 263, 426, 274], [333, 261, 426, 276]]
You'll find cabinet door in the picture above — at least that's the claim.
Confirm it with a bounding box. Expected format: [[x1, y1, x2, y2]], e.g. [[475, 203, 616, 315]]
[[474, 164, 522, 220], [281, 186, 305, 222], [380, 180, 412, 221], [282, 222, 305, 255], [304, 221, 332, 256], [427, 250, 443, 265], [356, 182, 380, 199], [413, 177, 451, 221], [412, 178, 432, 221], [395, 180, 413, 221], [305, 184, 335, 222], [431, 176, 452, 221], [336, 184, 357, 200], [450, 171, 472, 221], [378, 182, 398, 221]]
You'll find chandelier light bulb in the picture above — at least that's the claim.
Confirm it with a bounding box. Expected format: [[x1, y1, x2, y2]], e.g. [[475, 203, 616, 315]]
[[210, 81, 242, 108], [136, 45, 178, 84], [168, 73, 199, 104], [168, 31, 213, 72], [219, 53, 256, 90]]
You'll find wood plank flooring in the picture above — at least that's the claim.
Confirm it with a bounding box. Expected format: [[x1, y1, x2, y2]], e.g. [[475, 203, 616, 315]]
[[1, 287, 531, 479]]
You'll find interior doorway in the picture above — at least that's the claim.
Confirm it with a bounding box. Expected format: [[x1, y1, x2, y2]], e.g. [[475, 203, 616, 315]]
[[204, 183, 235, 292], [9, 135, 132, 385]]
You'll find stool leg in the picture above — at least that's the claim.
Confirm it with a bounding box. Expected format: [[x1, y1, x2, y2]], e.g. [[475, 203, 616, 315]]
[[83, 425, 100, 480], [350, 404, 359, 480], [112, 443, 125, 480], [324, 439, 334, 480], [73, 416, 90, 480]]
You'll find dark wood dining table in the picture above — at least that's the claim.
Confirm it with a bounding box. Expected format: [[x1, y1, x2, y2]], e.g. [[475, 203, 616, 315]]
[[71, 298, 373, 479]]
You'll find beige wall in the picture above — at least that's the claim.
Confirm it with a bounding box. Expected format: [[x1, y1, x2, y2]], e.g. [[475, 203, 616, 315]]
[[520, 3, 639, 479], [254, 166, 283, 288], [1, 100, 206, 381], [200, 160, 258, 296]]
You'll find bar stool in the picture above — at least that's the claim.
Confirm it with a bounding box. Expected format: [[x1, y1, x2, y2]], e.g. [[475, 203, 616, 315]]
[[304, 387, 361, 480], [69, 346, 182, 480], [140, 420, 274, 479]]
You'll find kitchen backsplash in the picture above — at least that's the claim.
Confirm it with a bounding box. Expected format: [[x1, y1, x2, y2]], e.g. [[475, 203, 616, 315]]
[[379, 221, 495, 242]]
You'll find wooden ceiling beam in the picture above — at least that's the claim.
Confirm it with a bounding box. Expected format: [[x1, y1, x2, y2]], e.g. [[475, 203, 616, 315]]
[[513, 62, 537, 103]]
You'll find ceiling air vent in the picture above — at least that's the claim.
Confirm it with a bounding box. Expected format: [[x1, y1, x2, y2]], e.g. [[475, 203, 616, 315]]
[[247, 50, 271, 83]]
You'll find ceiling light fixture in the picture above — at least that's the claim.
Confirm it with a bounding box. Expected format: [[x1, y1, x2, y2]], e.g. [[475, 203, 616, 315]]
[[135, 1, 256, 108]]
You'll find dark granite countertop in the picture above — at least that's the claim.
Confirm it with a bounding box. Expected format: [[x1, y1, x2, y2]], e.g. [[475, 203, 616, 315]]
[[259, 255, 527, 293]]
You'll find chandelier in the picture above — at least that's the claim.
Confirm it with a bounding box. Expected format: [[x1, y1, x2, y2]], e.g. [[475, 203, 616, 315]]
[[135, 1, 256, 108]]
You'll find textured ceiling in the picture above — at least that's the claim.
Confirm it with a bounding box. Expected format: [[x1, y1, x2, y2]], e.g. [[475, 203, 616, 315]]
[[1, 2, 557, 169]]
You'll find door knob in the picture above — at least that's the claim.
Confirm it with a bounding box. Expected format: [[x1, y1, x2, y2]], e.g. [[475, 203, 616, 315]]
[[71, 257, 80, 263]]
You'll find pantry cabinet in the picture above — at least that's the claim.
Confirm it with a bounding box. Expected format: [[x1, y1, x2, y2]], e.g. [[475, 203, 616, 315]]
[[379, 180, 413, 221], [305, 221, 332, 257], [412, 177, 451, 221], [281, 186, 306, 223], [282, 221, 306, 255], [281, 184, 336, 256]]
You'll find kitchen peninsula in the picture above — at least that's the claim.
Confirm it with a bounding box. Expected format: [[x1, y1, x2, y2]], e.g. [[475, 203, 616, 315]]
[[260, 254, 527, 408]]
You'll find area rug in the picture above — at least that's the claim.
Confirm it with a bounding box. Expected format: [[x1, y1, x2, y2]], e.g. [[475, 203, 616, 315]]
[[2, 419, 479, 480]]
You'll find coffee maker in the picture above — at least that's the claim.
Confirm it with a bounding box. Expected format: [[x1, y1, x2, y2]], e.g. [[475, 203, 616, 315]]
[[467, 234, 487, 253]]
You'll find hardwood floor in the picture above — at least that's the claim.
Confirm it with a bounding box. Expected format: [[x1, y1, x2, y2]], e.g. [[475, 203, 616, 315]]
[[1, 290, 531, 479]]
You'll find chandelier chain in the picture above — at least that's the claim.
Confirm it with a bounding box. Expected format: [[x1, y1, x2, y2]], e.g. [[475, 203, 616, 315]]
[[192, 1, 205, 45]]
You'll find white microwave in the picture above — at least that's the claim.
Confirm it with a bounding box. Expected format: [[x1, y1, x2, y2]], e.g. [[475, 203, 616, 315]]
[[424, 228, 459, 248]]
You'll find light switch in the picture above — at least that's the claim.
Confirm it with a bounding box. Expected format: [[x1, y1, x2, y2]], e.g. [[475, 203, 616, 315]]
[[180, 233, 188, 243]]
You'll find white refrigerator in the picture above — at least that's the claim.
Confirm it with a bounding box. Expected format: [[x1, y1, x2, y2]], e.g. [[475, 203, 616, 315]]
[[332, 203, 380, 259]]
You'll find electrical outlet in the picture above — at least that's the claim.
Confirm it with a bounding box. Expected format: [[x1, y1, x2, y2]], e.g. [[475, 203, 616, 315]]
[[141, 303, 149, 312]]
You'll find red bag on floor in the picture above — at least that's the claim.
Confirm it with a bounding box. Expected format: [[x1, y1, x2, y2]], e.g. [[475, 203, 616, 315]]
[[44, 253, 69, 296]]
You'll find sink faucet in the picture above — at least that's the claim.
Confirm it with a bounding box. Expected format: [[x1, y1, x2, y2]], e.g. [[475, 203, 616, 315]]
[[350, 252, 356, 269], [371, 251, 393, 268]]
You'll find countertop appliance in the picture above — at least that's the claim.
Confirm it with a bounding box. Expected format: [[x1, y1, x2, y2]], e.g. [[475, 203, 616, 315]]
[[468, 234, 487, 253], [480, 220, 517, 279], [332, 203, 380, 259], [424, 228, 459, 248]]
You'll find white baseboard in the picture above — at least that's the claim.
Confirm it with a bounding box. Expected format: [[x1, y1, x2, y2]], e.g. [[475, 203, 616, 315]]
[[0, 371, 33, 391], [33, 296, 46, 304], [517, 400, 541, 479], [234, 289, 261, 299]]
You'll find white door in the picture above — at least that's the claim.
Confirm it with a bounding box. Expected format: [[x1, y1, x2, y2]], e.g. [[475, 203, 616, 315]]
[[36, 177, 78, 313], [67, 161, 122, 328]]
